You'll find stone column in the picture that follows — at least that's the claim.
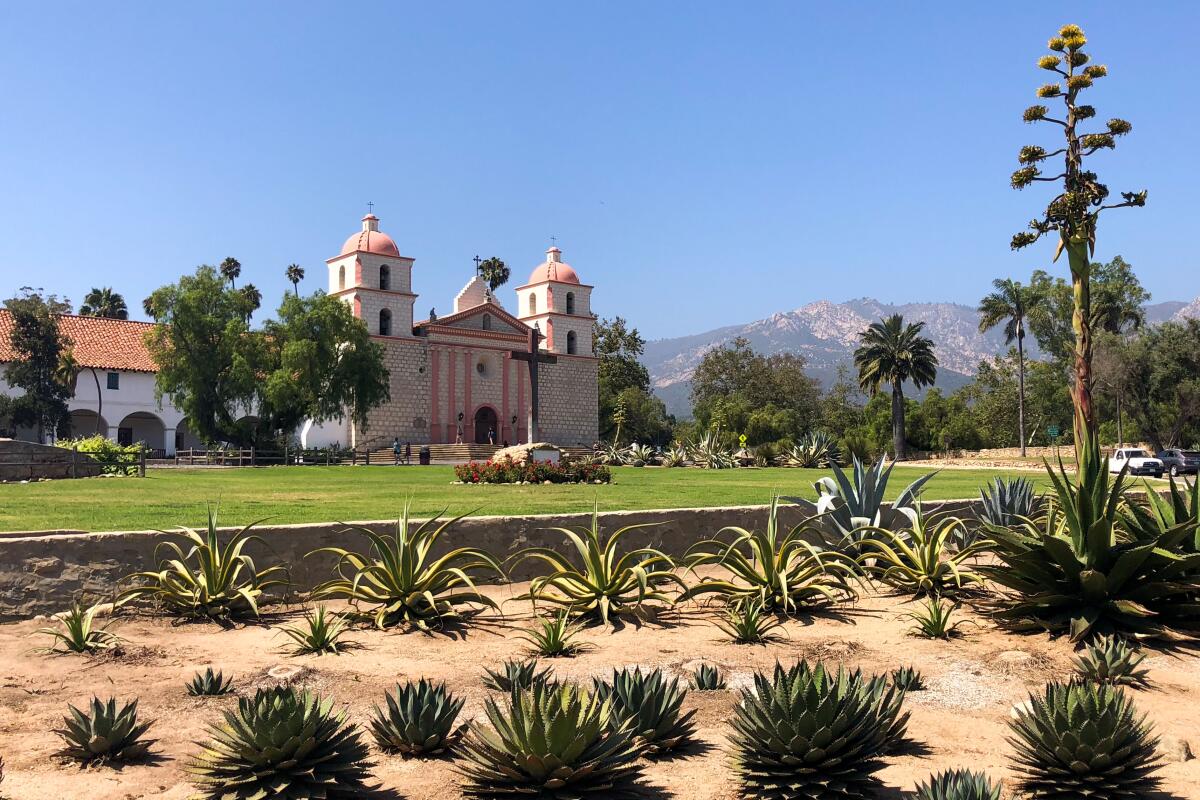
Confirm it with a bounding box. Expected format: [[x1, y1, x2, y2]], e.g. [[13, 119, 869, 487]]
[[164, 428, 177, 457]]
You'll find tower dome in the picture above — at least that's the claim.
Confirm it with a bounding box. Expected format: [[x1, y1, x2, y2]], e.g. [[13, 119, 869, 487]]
[[340, 214, 400, 257], [526, 246, 580, 285]]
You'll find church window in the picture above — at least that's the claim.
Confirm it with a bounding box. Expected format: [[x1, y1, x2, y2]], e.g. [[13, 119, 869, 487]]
[[379, 308, 392, 336], [528, 294, 537, 315], [482, 313, 492, 331], [379, 264, 390, 290], [566, 292, 576, 314], [338, 265, 345, 290], [106, 372, 120, 390], [567, 330, 578, 355]]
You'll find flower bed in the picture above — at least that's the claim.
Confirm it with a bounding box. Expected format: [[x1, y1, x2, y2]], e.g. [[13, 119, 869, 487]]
[[454, 456, 612, 484]]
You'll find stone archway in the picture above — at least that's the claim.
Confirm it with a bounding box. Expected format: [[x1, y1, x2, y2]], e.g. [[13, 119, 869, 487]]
[[117, 411, 166, 453], [68, 409, 109, 439], [473, 406, 498, 445]]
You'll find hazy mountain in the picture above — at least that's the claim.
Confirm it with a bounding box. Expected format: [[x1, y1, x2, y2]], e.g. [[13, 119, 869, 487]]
[[647, 295, 1193, 419]]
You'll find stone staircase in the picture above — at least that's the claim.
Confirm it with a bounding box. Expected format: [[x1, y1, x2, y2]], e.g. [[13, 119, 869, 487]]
[[363, 443, 594, 465]]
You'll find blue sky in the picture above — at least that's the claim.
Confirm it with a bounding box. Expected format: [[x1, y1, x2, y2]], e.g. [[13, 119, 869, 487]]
[[1, 2, 1195, 339]]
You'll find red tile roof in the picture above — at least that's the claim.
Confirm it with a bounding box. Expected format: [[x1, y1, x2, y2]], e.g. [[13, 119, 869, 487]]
[[0, 310, 158, 373]]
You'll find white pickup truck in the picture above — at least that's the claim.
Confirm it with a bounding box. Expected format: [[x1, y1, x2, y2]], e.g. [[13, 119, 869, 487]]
[[1109, 448, 1164, 478]]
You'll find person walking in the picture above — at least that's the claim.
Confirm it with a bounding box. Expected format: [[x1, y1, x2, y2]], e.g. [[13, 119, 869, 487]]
[[392, 437, 401, 465], [488, 427, 496, 446]]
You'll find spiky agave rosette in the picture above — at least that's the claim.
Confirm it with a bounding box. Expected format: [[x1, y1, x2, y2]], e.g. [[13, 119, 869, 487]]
[[592, 667, 697, 754], [729, 661, 908, 799], [370, 678, 466, 756], [457, 681, 644, 798], [1008, 680, 1161, 799], [187, 686, 372, 799]]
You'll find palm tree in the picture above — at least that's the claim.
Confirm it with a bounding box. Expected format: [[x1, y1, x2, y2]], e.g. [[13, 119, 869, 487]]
[[285, 263, 305, 296], [978, 278, 1038, 456], [219, 257, 242, 288], [854, 314, 938, 461], [240, 283, 262, 325], [79, 287, 128, 319], [478, 256, 510, 292]]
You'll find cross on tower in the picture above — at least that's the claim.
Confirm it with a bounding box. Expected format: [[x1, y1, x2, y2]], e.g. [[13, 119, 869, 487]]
[[473, 254, 482, 274], [509, 324, 557, 444], [367, 201, 374, 214], [550, 235, 557, 247]]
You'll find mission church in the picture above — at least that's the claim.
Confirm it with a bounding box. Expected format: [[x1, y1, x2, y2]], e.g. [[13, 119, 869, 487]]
[[0, 213, 600, 453]]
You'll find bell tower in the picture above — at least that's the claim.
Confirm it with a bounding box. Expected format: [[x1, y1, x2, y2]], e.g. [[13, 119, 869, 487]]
[[326, 214, 417, 337]]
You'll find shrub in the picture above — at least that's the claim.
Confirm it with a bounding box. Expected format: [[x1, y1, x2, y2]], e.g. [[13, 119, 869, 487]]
[[36, 600, 122, 654], [482, 658, 554, 692], [688, 430, 736, 469], [593, 667, 697, 754], [912, 769, 1002, 800], [370, 679, 465, 756], [454, 456, 612, 485], [458, 681, 644, 798], [729, 661, 908, 799], [1009, 680, 1161, 799], [777, 431, 841, 468], [660, 444, 689, 468], [117, 508, 288, 621], [57, 434, 142, 475], [277, 605, 355, 655], [186, 667, 233, 697], [309, 503, 504, 630], [680, 495, 857, 613], [856, 507, 986, 597], [516, 612, 593, 658], [55, 697, 154, 764], [511, 507, 682, 624], [1072, 635, 1150, 688], [187, 686, 372, 798]]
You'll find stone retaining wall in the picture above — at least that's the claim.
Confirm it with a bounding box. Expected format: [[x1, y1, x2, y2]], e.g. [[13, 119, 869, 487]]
[[0, 500, 978, 619], [0, 439, 103, 481]]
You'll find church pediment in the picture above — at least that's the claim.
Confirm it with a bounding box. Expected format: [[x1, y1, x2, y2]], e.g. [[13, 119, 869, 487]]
[[415, 302, 529, 337]]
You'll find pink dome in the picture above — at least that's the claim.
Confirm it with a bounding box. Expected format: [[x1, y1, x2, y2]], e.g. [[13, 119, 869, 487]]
[[340, 214, 400, 257], [527, 246, 580, 285]]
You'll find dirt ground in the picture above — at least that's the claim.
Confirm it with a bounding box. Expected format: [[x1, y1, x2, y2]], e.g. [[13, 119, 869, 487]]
[[1, 583, 1198, 800]]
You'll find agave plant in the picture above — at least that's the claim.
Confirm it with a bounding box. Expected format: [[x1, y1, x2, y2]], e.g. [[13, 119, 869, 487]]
[[729, 661, 908, 799], [855, 506, 987, 598], [904, 598, 967, 640], [511, 507, 683, 625], [117, 508, 288, 620], [277, 605, 355, 655], [690, 663, 726, 690], [55, 697, 154, 764], [777, 431, 841, 468], [714, 599, 786, 644], [517, 612, 594, 657], [660, 444, 689, 468], [482, 658, 554, 692], [36, 600, 123, 654], [977, 475, 1040, 528], [1072, 635, 1150, 688], [309, 503, 505, 629], [186, 667, 233, 697], [912, 769, 1002, 800], [689, 430, 736, 469], [1123, 475, 1199, 549], [624, 443, 654, 467], [890, 666, 925, 692], [597, 440, 627, 466], [981, 459, 1200, 642], [680, 495, 858, 613], [370, 679, 466, 756], [783, 455, 935, 551], [1009, 680, 1161, 799], [187, 686, 372, 798], [593, 667, 697, 754], [458, 681, 644, 797]]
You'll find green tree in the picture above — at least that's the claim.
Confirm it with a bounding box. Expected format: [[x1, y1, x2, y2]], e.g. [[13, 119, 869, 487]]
[[240, 284, 263, 325], [1102, 321, 1200, 451], [609, 386, 672, 445], [853, 315, 938, 461], [594, 316, 653, 441], [978, 278, 1039, 455], [2, 288, 75, 442], [219, 257, 242, 288], [1009, 23, 1146, 467], [79, 287, 129, 320], [145, 266, 389, 447], [478, 257, 510, 292], [285, 264, 305, 296]]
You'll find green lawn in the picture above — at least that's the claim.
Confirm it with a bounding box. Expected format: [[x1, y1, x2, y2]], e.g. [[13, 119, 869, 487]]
[[0, 464, 1052, 533]]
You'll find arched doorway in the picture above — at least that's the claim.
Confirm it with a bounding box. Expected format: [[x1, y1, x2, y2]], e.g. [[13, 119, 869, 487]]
[[117, 411, 166, 454], [69, 409, 109, 439], [473, 406, 498, 445]]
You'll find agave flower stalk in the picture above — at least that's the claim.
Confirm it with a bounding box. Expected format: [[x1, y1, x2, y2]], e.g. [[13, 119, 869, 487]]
[[309, 502, 505, 629]]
